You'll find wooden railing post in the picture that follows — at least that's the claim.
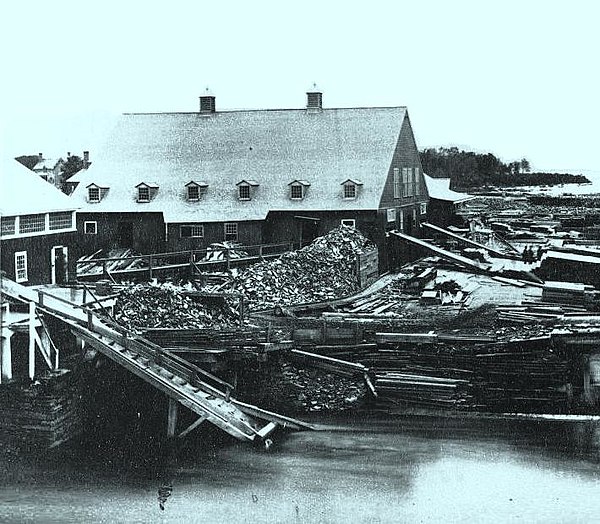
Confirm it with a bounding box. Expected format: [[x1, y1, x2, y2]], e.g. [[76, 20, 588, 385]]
[[148, 255, 154, 280]]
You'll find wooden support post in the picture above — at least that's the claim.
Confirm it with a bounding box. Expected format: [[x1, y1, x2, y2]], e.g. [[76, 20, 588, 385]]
[[148, 255, 154, 280], [239, 296, 245, 327], [28, 302, 36, 380], [87, 310, 93, 331], [226, 249, 231, 270], [582, 355, 595, 405], [167, 397, 178, 438], [102, 260, 107, 277], [259, 245, 263, 259], [178, 414, 208, 439], [1, 330, 13, 383], [37, 290, 44, 307]]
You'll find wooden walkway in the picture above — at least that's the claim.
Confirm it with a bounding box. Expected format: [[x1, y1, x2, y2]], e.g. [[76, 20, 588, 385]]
[[1, 278, 313, 444]]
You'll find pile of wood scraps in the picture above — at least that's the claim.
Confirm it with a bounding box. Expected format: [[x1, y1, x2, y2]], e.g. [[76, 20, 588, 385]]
[[228, 226, 375, 311], [114, 283, 241, 331]]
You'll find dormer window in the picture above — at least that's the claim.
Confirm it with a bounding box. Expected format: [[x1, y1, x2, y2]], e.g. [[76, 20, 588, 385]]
[[136, 182, 159, 203], [341, 179, 363, 200], [89, 186, 100, 202], [87, 183, 109, 203], [185, 181, 208, 201], [236, 180, 259, 201], [289, 180, 310, 200]]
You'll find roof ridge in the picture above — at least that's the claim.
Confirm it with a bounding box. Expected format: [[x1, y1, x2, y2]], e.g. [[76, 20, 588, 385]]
[[122, 106, 407, 116]]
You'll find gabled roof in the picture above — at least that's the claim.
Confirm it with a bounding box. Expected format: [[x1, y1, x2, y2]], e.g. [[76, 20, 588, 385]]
[[185, 180, 208, 187], [70, 107, 408, 222], [1, 158, 78, 215], [288, 180, 311, 186], [423, 174, 473, 203]]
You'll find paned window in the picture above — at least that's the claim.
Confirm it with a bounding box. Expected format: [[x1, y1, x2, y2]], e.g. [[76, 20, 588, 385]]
[[402, 168, 409, 197], [420, 203, 427, 215], [224, 222, 238, 241], [84, 221, 97, 234], [1, 216, 15, 236], [393, 168, 400, 198], [15, 251, 28, 282], [290, 184, 304, 199], [414, 167, 421, 195], [343, 183, 357, 199], [49, 211, 73, 230], [238, 185, 250, 200], [180, 225, 204, 238], [187, 185, 200, 201], [88, 187, 100, 202], [19, 214, 45, 234], [341, 219, 356, 228], [138, 186, 150, 202]]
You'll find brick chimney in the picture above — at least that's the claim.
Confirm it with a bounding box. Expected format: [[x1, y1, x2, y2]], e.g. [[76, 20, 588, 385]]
[[306, 83, 323, 111], [199, 87, 216, 114], [83, 150, 90, 168]]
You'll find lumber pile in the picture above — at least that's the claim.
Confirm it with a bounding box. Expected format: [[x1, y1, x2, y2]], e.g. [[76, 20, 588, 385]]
[[114, 283, 240, 331], [77, 248, 146, 276], [229, 226, 374, 310], [0, 372, 84, 447], [298, 336, 571, 413]]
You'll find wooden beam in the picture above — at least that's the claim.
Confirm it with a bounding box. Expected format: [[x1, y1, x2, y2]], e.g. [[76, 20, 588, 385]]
[[177, 414, 208, 439], [167, 397, 178, 438]]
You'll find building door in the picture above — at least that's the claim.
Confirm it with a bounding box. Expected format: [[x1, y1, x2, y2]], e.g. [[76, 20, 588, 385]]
[[298, 218, 319, 247], [51, 246, 68, 284], [117, 221, 134, 247]]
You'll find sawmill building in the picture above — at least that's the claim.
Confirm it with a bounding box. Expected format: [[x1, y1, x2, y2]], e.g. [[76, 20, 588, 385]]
[[1, 158, 78, 285], [68, 87, 429, 265]]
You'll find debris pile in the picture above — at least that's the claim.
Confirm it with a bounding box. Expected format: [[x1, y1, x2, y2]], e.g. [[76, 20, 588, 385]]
[[230, 226, 375, 310], [252, 362, 367, 413], [114, 283, 239, 332]]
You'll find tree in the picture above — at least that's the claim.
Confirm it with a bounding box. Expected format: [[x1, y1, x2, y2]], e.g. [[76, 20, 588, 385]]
[[520, 158, 531, 173], [58, 155, 85, 192]]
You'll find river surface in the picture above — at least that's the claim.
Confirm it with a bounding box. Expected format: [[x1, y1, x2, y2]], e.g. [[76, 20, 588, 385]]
[[2, 415, 600, 523]]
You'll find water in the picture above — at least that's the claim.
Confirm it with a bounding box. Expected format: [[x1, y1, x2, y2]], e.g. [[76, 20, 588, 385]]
[[2, 416, 600, 523]]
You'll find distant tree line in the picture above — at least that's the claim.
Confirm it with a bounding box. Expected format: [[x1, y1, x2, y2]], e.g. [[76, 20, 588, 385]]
[[420, 147, 590, 189]]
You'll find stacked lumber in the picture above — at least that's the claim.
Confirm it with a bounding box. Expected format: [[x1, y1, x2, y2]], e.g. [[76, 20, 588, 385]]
[[473, 348, 569, 411], [541, 281, 593, 306], [114, 283, 240, 331], [299, 336, 571, 413], [229, 226, 374, 311], [77, 248, 146, 276], [0, 373, 84, 447]]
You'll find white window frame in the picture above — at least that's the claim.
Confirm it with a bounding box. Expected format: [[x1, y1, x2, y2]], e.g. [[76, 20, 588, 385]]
[[88, 186, 100, 202], [15, 251, 28, 283], [187, 185, 200, 201], [224, 222, 238, 241], [393, 168, 400, 199], [341, 219, 356, 228], [343, 183, 357, 199], [180, 224, 205, 238], [402, 168, 410, 197], [238, 184, 251, 200], [399, 210, 404, 232], [415, 167, 421, 195], [1, 216, 16, 237], [49, 211, 73, 231], [420, 203, 427, 215], [290, 184, 304, 200], [84, 221, 98, 235], [19, 214, 46, 234], [138, 186, 150, 202]]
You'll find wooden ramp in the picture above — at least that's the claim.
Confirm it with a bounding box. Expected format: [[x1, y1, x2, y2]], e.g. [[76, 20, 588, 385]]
[[421, 222, 517, 259], [388, 230, 492, 273], [1, 278, 313, 444]]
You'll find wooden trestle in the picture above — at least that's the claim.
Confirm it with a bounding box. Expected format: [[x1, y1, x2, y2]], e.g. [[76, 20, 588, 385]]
[[0, 277, 313, 445]]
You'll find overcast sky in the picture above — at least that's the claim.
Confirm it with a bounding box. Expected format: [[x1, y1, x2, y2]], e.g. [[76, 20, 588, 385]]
[[2, 0, 598, 175]]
